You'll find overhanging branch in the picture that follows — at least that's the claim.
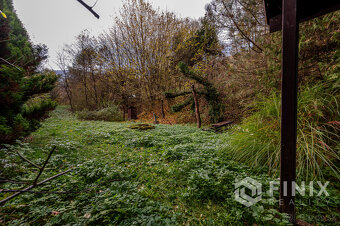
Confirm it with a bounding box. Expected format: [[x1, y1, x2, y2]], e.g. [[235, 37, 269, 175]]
[[76, 0, 100, 19]]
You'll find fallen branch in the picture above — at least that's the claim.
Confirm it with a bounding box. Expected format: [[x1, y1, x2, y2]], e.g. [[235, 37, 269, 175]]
[[33, 147, 56, 185], [16, 150, 41, 169], [0, 179, 31, 185], [0, 169, 72, 206], [0, 187, 108, 195], [0, 189, 76, 194]]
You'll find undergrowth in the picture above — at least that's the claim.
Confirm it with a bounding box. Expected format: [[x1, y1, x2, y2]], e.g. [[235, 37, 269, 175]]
[[0, 106, 338, 225], [227, 82, 339, 181], [77, 105, 123, 122]]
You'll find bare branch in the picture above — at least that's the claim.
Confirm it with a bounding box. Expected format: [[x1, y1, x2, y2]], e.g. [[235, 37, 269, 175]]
[[0, 179, 31, 185], [16, 150, 42, 170], [76, 0, 100, 19], [33, 146, 56, 185], [0, 190, 71, 194], [221, 1, 263, 52], [0, 57, 22, 71], [0, 169, 73, 206]]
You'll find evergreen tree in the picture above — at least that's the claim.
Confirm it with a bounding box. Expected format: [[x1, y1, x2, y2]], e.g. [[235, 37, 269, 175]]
[[0, 0, 58, 144]]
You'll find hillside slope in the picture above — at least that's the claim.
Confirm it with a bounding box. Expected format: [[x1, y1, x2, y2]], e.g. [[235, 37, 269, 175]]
[[1, 106, 338, 225]]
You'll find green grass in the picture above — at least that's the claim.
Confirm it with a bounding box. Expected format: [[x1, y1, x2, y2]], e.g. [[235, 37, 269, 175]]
[[227, 82, 340, 181], [0, 106, 338, 225]]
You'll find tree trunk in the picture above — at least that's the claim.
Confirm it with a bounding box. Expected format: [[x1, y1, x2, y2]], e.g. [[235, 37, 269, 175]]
[[192, 85, 201, 128], [83, 69, 89, 107], [66, 90, 74, 112], [63, 77, 74, 112], [161, 99, 165, 119], [91, 69, 98, 107]]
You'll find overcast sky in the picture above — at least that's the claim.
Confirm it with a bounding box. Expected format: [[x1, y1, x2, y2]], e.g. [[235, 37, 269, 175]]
[[13, 0, 210, 69]]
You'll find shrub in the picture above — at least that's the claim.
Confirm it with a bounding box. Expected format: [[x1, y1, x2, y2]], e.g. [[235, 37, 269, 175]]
[[77, 106, 123, 122], [22, 94, 57, 130], [128, 124, 155, 131]]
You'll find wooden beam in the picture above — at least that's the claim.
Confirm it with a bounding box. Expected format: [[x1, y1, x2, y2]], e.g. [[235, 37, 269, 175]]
[[76, 0, 100, 19], [269, 14, 282, 33], [280, 0, 299, 223], [265, 0, 340, 33]]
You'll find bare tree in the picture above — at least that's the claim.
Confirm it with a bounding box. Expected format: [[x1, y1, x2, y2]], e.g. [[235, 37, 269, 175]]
[[206, 0, 266, 53], [56, 50, 74, 111]]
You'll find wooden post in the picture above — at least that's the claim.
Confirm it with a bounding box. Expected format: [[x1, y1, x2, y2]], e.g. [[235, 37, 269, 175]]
[[153, 113, 159, 124], [192, 85, 201, 128], [128, 107, 137, 120], [280, 0, 299, 223]]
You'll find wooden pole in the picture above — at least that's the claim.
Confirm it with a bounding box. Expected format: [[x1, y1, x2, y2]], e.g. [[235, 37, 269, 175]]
[[192, 85, 201, 128], [280, 0, 299, 223]]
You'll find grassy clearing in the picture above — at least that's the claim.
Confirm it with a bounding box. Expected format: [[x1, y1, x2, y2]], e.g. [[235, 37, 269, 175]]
[[0, 106, 339, 225]]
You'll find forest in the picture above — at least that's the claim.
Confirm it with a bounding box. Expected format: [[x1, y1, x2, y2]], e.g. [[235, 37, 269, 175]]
[[0, 0, 339, 225]]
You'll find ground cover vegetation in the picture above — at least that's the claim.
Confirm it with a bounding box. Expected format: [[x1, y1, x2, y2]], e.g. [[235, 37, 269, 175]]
[[0, 0, 339, 224], [1, 107, 339, 225]]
